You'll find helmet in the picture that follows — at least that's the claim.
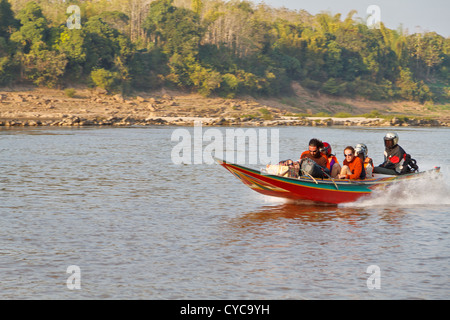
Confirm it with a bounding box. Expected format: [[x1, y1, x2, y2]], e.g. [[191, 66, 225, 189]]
[[355, 143, 368, 158], [320, 142, 332, 156], [384, 132, 399, 147]]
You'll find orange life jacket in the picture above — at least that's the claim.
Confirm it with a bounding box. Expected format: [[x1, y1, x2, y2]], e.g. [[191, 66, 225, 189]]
[[343, 157, 365, 180]]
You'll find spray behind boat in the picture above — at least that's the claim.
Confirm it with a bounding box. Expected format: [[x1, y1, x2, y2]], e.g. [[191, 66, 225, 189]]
[[341, 166, 449, 207]]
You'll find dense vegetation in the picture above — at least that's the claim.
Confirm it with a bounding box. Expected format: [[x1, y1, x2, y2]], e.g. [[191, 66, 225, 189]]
[[0, 0, 449, 103]]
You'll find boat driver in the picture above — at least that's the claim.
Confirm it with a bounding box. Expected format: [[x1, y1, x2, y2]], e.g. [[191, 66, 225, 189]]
[[300, 138, 328, 168], [373, 132, 410, 175]]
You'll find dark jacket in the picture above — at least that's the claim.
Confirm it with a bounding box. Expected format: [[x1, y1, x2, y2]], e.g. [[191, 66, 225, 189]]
[[379, 144, 407, 174]]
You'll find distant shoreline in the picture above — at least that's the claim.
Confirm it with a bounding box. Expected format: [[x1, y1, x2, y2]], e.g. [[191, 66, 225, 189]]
[[1, 116, 447, 128], [1, 87, 449, 127]]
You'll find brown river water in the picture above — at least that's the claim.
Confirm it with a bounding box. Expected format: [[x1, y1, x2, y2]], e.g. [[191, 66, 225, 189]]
[[0, 125, 449, 299]]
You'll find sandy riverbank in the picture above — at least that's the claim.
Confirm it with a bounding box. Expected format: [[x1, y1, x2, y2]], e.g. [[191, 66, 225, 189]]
[[0, 86, 449, 127]]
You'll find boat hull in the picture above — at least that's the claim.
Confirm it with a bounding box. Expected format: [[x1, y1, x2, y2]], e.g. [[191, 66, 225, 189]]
[[216, 159, 440, 204]]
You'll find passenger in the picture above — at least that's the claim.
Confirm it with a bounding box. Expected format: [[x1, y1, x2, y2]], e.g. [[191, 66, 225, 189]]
[[373, 132, 411, 175], [320, 142, 341, 178], [300, 138, 328, 168], [338, 146, 365, 180], [355, 143, 374, 178]]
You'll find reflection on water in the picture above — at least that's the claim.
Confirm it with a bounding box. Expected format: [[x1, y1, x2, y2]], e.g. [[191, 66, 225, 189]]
[[231, 201, 407, 227]]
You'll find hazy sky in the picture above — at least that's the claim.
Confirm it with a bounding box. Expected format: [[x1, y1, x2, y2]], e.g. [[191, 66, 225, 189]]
[[251, 0, 449, 37]]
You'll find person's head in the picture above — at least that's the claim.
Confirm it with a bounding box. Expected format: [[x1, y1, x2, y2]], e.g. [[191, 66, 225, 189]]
[[354, 143, 368, 159], [344, 146, 355, 162], [384, 132, 398, 149], [308, 138, 323, 158], [320, 142, 332, 157]]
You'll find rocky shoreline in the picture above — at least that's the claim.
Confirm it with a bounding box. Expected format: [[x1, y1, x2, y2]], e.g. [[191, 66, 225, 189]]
[[0, 114, 448, 127], [1, 88, 449, 128]]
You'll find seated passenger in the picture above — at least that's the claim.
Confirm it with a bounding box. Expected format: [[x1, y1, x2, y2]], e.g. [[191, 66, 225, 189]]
[[300, 138, 328, 168], [320, 142, 341, 178], [338, 146, 365, 180], [373, 132, 416, 175], [355, 143, 374, 178]]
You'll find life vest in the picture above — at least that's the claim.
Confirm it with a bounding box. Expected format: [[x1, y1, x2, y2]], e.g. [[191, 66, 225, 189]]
[[364, 157, 374, 177], [326, 155, 339, 170]]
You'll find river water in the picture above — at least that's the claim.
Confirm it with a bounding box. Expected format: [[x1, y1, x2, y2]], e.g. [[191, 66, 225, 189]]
[[0, 125, 449, 300]]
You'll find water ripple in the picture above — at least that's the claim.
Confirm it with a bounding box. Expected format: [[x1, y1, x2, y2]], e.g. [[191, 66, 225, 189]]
[[0, 126, 449, 299]]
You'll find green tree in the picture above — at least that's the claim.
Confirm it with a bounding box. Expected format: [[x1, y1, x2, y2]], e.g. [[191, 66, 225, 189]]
[[220, 73, 240, 98], [82, 16, 134, 70], [143, 0, 207, 93], [324, 40, 343, 78], [0, 0, 446, 103], [83, 16, 120, 71], [96, 10, 130, 33], [143, 0, 174, 47], [191, 0, 203, 16], [10, 1, 49, 53], [90, 68, 120, 92], [396, 67, 417, 100], [0, 0, 19, 39], [395, 66, 431, 102], [144, 0, 203, 57], [128, 48, 168, 90], [22, 41, 67, 87], [0, 37, 18, 84], [54, 29, 83, 62], [422, 33, 444, 78], [0, 0, 18, 84], [321, 77, 347, 96], [189, 63, 222, 96]]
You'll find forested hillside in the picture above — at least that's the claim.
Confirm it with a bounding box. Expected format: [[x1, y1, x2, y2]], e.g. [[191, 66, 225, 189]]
[[0, 0, 449, 104]]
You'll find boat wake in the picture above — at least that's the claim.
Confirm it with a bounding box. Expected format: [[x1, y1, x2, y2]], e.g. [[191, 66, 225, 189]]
[[340, 168, 450, 208]]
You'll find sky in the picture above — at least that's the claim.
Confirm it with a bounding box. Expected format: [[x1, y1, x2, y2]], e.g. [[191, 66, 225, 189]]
[[251, 0, 450, 37]]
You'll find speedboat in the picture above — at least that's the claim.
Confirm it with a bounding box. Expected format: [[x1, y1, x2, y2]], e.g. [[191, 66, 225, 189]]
[[216, 158, 440, 204]]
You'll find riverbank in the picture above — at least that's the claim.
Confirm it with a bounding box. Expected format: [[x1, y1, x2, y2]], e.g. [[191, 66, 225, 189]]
[[1, 86, 449, 127]]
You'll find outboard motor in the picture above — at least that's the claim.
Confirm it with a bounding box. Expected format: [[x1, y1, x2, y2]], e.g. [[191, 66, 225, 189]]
[[300, 158, 329, 178]]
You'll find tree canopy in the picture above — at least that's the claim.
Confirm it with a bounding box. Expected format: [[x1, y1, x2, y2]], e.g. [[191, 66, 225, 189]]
[[0, 0, 448, 103]]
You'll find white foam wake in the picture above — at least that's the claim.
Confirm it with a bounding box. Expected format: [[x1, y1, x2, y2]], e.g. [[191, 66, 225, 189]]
[[340, 168, 450, 208]]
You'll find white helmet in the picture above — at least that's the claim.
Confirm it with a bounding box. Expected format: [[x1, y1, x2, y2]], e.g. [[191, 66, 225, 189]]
[[355, 143, 368, 158], [384, 132, 399, 147]]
